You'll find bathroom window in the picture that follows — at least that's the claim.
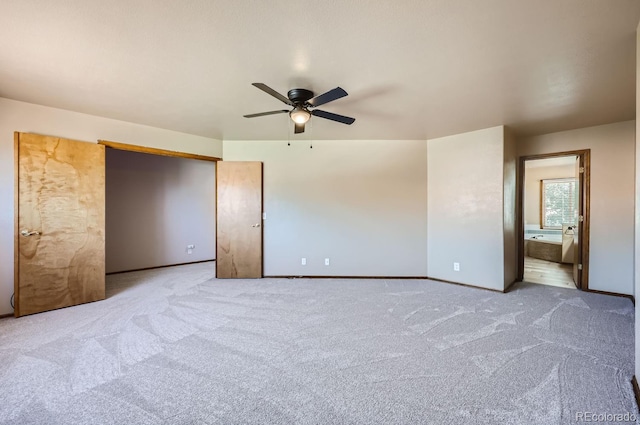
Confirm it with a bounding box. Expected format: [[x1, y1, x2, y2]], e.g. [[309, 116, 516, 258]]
[[541, 178, 577, 229]]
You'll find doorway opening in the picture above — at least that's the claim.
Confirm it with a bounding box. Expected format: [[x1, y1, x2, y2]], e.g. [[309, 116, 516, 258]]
[[517, 150, 590, 290], [99, 140, 219, 276]]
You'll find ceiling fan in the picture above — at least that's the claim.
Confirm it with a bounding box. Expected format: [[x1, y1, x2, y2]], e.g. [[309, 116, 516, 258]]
[[243, 83, 355, 134]]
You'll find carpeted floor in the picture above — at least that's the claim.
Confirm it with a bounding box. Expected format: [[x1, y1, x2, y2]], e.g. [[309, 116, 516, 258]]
[[0, 262, 636, 424]]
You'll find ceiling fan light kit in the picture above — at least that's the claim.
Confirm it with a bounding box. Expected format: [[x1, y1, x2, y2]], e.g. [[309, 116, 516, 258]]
[[244, 83, 355, 134], [290, 106, 311, 124]]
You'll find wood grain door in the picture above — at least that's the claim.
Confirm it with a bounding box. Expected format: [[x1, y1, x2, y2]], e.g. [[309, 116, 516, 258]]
[[572, 155, 582, 288], [216, 161, 263, 278], [15, 132, 105, 317]]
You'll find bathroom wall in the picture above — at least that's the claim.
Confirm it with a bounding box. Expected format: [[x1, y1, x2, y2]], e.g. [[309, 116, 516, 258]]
[[524, 161, 576, 227]]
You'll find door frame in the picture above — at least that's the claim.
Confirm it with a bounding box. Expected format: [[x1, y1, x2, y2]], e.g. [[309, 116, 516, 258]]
[[516, 149, 591, 289], [13, 133, 19, 315], [98, 139, 220, 274], [97, 140, 222, 162]]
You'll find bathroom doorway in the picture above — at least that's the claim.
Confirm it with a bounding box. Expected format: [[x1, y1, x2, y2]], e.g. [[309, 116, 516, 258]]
[[517, 150, 590, 290]]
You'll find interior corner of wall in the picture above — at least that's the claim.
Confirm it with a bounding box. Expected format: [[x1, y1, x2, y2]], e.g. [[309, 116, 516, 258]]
[[221, 139, 234, 160]]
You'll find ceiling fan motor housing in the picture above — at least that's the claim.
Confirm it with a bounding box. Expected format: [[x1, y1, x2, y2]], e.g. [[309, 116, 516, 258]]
[[287, 88, 314, 104]]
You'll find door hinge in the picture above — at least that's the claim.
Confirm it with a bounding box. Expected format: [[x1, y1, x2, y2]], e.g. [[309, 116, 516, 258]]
[[579, 167, 585, 173], [578, 215, 584, 222], [578, 264, 583, 270]]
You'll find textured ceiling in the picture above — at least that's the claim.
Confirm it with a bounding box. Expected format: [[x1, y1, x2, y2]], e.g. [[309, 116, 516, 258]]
[[1, 0, 639, 141]]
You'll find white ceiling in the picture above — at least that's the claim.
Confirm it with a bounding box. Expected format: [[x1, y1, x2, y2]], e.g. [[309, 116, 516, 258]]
[[1, 0, 639, 141]]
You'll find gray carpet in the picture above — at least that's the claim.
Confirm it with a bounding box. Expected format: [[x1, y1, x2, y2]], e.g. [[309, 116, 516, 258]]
[[0, 262, 636, 424]]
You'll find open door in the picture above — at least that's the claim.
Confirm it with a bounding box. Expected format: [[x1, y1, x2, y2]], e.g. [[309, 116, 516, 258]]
[[216, 161, 263, 278], [573, 155, 583, 289], [15, 132, 106, 317]]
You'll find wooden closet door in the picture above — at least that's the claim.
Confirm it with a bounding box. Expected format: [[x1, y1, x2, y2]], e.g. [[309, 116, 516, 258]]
[[216, 161, 263, 278], [15, 132, 105, 316]]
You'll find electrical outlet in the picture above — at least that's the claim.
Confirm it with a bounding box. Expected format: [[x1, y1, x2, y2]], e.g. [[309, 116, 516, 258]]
[[301, 258, 306, 265], [187, 249, 193, 255], [453, 262, 460, 272], [325, 258, 330, 266]]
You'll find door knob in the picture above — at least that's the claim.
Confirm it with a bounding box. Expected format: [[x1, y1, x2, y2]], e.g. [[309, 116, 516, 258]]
[[252, 223, 261, 228], [21, 230, 41, 237]]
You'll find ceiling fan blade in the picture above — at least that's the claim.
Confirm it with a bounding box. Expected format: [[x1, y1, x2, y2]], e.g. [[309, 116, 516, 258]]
[[311, 109, 355, 125], [294, 122, 305, 134], [307, 87, 348, 107], [244, 110, 289, 118], [252, 83, 293, 106]]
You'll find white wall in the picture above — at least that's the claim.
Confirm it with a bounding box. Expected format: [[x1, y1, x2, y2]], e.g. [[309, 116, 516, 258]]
[[427, 126, 508, 291], [1, 94, 634, 318], [524, 163, 575, 226], [0, 97, 222, 315], [518, 120, 635, 295], [223, 139, 428, 277], [106, 149, 215, 273]]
